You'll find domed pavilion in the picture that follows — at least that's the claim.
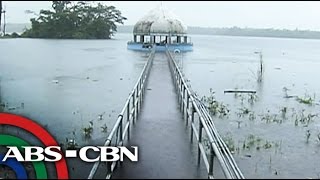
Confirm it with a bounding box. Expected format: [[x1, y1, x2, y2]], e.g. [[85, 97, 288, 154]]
[[127, 5, 193, 52]]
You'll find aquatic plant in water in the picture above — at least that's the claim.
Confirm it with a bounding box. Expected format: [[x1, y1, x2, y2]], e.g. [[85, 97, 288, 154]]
[[249, 112, 256, 121], [101, 124, 108, 133], [294, 109, 318, 127], [248, 93, 258, 105], [237, 107, 251, 118], [261, 112, 272, 123], [260, 110, 284, 124], [83, 121, 93, 138], [263, 141, 272, 149], [243, 134, 260, 150], [296, 93, 315, 105], [236, 120, 242, 128], [65, 138, 78, 150], [306, 130, 311, 143], [280, 106, 287, 118], [223, 133, 236, 153], [241, 134, 280, 152], [201, 89, 230, 117], [241, 107, 250, 114], [83, 127, 93, 138], [283, 87, 290, 98]]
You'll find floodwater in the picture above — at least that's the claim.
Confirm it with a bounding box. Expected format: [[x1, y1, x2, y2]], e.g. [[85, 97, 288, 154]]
[[1, 33, 320, 178], [0, 35, 148, 146], [181, 35, 320, 178]]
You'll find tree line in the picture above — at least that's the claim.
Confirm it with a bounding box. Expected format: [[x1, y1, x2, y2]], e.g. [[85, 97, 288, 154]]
[[4, 1, 127, 39]]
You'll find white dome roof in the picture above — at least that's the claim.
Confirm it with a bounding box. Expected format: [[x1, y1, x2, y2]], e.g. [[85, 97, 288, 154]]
[[133, 5, 188, 35]]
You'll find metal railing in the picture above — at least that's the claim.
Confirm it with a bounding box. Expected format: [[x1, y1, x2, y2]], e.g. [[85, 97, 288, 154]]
[[87, 47, 155, 179], [166, 49, 244, 179]]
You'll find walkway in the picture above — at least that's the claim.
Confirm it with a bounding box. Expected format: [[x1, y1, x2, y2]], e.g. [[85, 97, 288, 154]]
[[112, 53, 207, 179]]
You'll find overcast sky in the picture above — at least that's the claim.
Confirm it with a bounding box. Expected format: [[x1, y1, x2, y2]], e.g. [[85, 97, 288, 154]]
[[3, 1, 320, 30]]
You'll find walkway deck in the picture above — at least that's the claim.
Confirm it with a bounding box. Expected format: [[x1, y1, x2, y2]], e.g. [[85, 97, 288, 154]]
[[112, 53, 207, 179]]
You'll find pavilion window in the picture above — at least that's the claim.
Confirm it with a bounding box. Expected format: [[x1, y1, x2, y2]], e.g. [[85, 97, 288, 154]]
[[133, 35, 137, 43], [140, 35, 144, 43], [177, 36, 181, 43], [184, 36, 188, 44], [145, 36, 150, 43]]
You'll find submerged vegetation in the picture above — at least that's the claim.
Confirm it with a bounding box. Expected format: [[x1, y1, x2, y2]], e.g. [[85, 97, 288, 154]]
[[21, 1, 127, 39], [203, 82, 320, 176], [296, 93, 315, 105], [201, 88, 230, 117], [199, 47, 320, 177], [220, 133, 282, 155]]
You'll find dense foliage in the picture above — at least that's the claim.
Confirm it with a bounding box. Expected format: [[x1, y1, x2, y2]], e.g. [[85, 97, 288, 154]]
[[21, 1, 127, 39]]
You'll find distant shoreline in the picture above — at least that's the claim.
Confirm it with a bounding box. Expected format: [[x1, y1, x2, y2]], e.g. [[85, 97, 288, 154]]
[[5, 23, 320, 40]]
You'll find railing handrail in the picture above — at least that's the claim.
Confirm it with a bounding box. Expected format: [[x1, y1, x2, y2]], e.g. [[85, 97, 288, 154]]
[[106, 48, 154, 142], [166, 48, 244, 179], [88, 47, 155, 179]]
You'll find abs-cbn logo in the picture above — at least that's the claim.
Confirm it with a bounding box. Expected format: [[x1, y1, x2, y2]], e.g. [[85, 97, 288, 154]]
[[3, 146, 138, 162], [0, 113, 137, 179]]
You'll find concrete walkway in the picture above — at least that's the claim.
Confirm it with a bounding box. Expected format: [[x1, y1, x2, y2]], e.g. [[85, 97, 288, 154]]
[[112, 53, 207, 179]]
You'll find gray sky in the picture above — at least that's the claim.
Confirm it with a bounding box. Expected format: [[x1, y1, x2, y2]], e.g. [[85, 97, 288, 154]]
[[3, 1, 320, 30]]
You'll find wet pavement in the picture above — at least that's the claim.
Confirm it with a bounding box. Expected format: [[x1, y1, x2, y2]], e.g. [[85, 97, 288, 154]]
[[112, 53, 207, 179]]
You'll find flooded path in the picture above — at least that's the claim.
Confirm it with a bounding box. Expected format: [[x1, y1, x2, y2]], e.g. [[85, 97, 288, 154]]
[[112, 53, 207, 179]]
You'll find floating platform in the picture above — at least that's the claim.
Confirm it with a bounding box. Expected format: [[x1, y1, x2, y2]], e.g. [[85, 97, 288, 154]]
[[127, 42, 193, 52]]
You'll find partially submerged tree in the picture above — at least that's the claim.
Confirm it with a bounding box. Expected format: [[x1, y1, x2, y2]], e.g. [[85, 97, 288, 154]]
[[22, 1, 127, 39]]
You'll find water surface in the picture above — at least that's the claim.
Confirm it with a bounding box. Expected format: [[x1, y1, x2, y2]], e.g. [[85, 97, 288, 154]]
[[1, 33, 320, 178]]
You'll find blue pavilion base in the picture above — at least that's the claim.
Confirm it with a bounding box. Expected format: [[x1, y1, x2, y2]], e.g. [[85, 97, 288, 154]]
[[127, 43, 193, 52]]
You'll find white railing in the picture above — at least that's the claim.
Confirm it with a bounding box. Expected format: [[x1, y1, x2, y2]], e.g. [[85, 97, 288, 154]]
[[166, 49, 244, 179], [87, 47, 155, 179]]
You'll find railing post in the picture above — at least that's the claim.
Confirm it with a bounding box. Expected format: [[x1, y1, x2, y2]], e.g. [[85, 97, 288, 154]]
[[119, 119, 123, 167], [198, 117, 203, 164], [191, 106, 195, 142], [133, 92, 136, 123], [139, 78, 143, 111], [174, 69, 178, 87], [176, 70, 179, 89], [208, 145, 215, 179], [182, 86, 185, 117], [177, 77, 180, 103], [173, 70, 176, 87], [176, 76, 179, 89], [136, 86, 139, 115], [181, 86, 184, 112], [106, 162, 112, 179], [186, 95, 190, 126], [141, 76, 145, 102], [127, 101, 131, 140], [119, 117, 123, 144], [180, 80, 183, 111]]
